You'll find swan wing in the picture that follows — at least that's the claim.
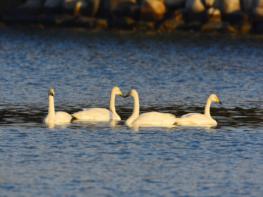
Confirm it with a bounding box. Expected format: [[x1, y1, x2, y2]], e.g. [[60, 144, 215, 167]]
[[181, 113, 200, 118], [72, 108, 112, 122], [133, 112, 176, 128], [175, 113, 217, 127], [55, 111, 72, 124]]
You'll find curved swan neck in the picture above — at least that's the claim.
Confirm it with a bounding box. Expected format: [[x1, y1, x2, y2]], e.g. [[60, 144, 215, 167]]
[[204, 97, 212, 117], [126, 92, 140, 126], [109, 91, 119, 118], [48, 95, 55, 120]]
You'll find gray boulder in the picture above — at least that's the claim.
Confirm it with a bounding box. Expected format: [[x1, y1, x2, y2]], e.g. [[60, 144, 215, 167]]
[[253, 0, 263, 17], [99, 0, 137, 17], [19, 0, 45, 10], [204, 0, 216, 7], [164, 0, 185, 9], [141, 0, 166, 21], [221, 0, 241, 14], [0, 0, 25, 13], [63, 0, 100, 16], [241, 0, 254, 13], [44, 0, 63, 12], [185, 0, 206, 13]]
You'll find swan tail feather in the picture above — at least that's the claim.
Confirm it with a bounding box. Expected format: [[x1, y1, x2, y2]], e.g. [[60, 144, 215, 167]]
[[173, 118, 179, 126], [71, 116, 77, 123]]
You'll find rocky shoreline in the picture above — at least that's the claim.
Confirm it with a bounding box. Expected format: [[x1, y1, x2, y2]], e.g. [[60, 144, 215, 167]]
[[1, 0, 263, 33]]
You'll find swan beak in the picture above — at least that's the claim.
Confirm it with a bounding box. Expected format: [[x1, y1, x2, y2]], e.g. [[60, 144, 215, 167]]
[[118, 90, 124, 97]]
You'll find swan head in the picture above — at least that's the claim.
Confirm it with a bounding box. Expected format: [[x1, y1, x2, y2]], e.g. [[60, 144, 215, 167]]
[[209, 94, 222, 104], [125, 89, 139, 98], [112, 86, 123, 97], [49, 88, 55, 97]]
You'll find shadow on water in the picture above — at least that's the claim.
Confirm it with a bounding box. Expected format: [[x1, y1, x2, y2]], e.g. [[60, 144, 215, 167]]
[[0, 105, 262, 129]]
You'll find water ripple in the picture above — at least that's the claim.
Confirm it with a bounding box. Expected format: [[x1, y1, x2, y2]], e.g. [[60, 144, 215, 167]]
[[0, 28, 262, 197]]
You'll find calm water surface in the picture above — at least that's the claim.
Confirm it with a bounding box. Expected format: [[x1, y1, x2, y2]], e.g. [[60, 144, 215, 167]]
[[0, 28, 262, 196]]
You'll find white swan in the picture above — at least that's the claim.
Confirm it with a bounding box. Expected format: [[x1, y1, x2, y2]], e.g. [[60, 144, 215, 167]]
[[44, 88, 72, 127], [125, 89, 176, 129], [174, 94, 222, 127], [72, 86, 123, 122]]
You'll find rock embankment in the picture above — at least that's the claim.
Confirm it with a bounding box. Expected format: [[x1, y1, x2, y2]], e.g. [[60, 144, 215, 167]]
[[2, 0, 263, 33]]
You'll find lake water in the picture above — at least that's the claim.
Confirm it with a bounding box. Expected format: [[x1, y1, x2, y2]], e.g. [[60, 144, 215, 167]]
[[0, 27, 262, 196]]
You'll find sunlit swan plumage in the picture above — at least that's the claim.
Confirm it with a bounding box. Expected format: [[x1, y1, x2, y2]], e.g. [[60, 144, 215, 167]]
[[72, 86, 123, 122], [125, 89, 176, 129], [174, 94, 222, 127], [44, 88, 72, 127]]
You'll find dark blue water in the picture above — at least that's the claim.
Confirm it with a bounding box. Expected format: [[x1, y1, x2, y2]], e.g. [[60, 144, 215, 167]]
[[0, 27, 262, 196]]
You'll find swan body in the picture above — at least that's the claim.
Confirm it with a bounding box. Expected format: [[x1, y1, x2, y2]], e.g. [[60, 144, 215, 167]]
[[44, 88, 72, 127], [72, 86, 123, 122], [44, 112, 72, 125], [125, 89, 176, 129], [131, 112, 177, 128], [72, 108, 120, 122], [174, 94, 221, 127]]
